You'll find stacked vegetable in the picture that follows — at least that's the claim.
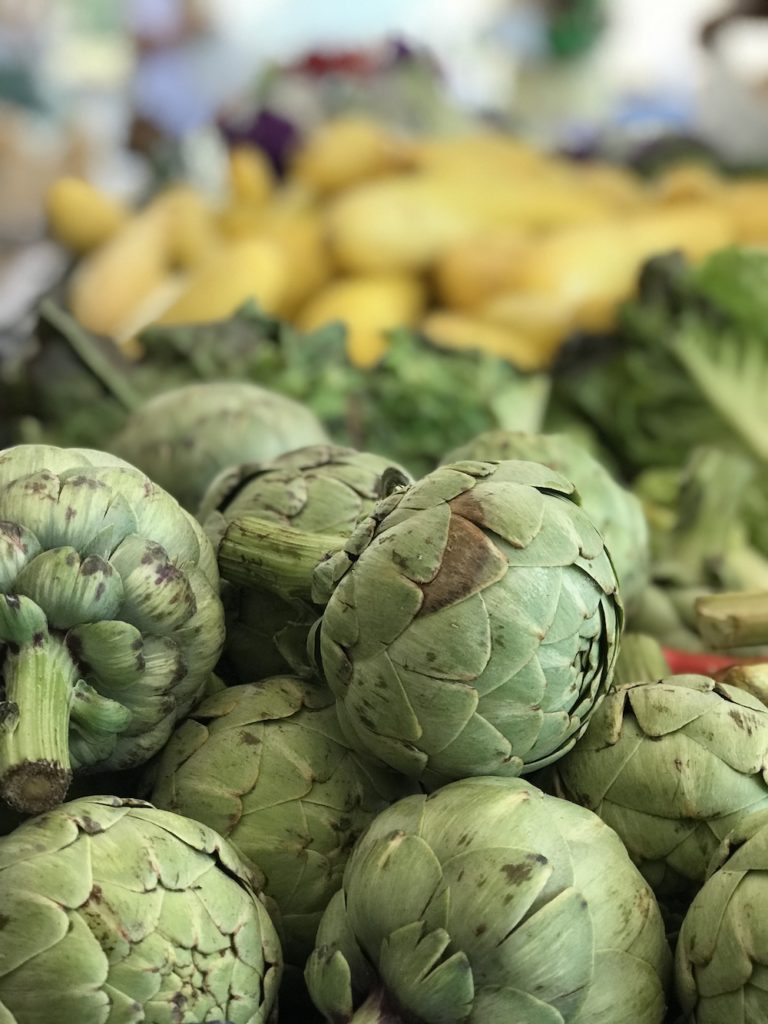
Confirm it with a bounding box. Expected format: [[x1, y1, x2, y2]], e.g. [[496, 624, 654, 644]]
[[0, 369, 762, 1024], [0, 423, 665, 1023], [6, 125, 768, 1023]]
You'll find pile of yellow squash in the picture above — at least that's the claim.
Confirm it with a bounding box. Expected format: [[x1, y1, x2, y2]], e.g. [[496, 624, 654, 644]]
[[45, 116, 768, 371]]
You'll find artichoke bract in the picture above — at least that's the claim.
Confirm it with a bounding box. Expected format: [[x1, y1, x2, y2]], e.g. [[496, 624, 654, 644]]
[[306, 777, 671, 1024], [313, 460, 622, 786], [676, 808, 768, 1023], [201, 444, 410, 682], [0, 796, 282, 1023], [552, 674, 768, 896], [0, 445, 225, 813], [111, 381, 328, 511], [149, 675, 413, 964], [444, 430, 649, 607]]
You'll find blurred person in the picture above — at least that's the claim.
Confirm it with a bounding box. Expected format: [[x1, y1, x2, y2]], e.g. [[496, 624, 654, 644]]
[[698, 0, 768, 161], [490, 0, 611, 142], [126, 0, 236, 154]]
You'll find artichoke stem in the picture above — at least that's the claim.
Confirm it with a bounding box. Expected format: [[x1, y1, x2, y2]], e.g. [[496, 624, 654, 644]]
[[216, 515, 345, 601], [0, 636, 76, 813], [349, 990, 405, 1024], [613, 633, 671, 685], [696, 590, 768, 650]]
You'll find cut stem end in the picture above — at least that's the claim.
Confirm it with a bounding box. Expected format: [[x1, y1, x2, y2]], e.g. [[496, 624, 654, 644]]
[[1, 760, 72, 813]]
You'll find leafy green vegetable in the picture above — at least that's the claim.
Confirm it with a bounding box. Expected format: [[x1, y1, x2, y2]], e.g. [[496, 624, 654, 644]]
[[550, 249, 768, 474], [346, 327, 549, 475], [550, 248, 768, 565], [548, 247, 768, 648], [0, 301, 139, 448], [692, 246, 768, 330], [141, 311, 549, 475], [2, 300, 549, 478]]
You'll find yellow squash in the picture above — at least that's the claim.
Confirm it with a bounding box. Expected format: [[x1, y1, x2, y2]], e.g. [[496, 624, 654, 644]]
[[434, 229, 531, 311], [721, 180, 768, 243], [297, 274, 425, 368], [503, 203, 736, 333], [479, 291, 577, 350], [228, 145, 275, 207], [326, 171, 611, 274], [68, 196, 173, 339], [421, 311, 557, 371], [410, 133, 545, 178], [162, 184, 220, 270], [652, 163, 724, 204], [46, 177, 128, 254], [254, 209, 331, 312], [292, 115, 412, 194], [155, 238, 288, 326]]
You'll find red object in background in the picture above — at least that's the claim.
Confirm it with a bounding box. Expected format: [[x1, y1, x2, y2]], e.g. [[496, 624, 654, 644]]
[[662, 647, 768, 679], [292, 50, 381, 78], [289, 38, 439, 79]]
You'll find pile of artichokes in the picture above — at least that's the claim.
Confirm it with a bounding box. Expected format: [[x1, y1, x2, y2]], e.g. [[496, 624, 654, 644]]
[[1, 387, 767, 1024]]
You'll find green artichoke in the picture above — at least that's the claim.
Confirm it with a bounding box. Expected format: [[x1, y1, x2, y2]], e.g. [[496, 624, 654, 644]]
[[311, 459, 622, 787], [443, 430, 649, 607], [306, 776, 671, 1024], [551, 674, 768, 896], [201, 445, 409, 682], [149, 675, 413, 964], [675, 808, 768, 1023], [0, 795, 282, 1023], [0, 444, 225, 813], [111, 381, 328, 511]]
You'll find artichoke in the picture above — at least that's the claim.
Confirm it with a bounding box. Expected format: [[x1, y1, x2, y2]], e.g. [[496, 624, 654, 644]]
[[200, 444, 409, 681], [310, 459, 622, 786], [444, 430, 649, 607], [551, 674, 768, 896], [675, 807, 768, 1023], [111, 381, 328, 511], [149, 675, 413, 964], [0, 444, 225, 813], [0, 795, 282, 1023], [306, 776, 671, 1024]]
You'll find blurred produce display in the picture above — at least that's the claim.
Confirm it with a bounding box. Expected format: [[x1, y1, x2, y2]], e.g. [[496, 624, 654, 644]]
[[26, 120, 768, 378], [9, 90, 768, 1019]]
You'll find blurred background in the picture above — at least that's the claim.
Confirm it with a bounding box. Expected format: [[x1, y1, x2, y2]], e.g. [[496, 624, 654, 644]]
[[2, 0, 767, 342]]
